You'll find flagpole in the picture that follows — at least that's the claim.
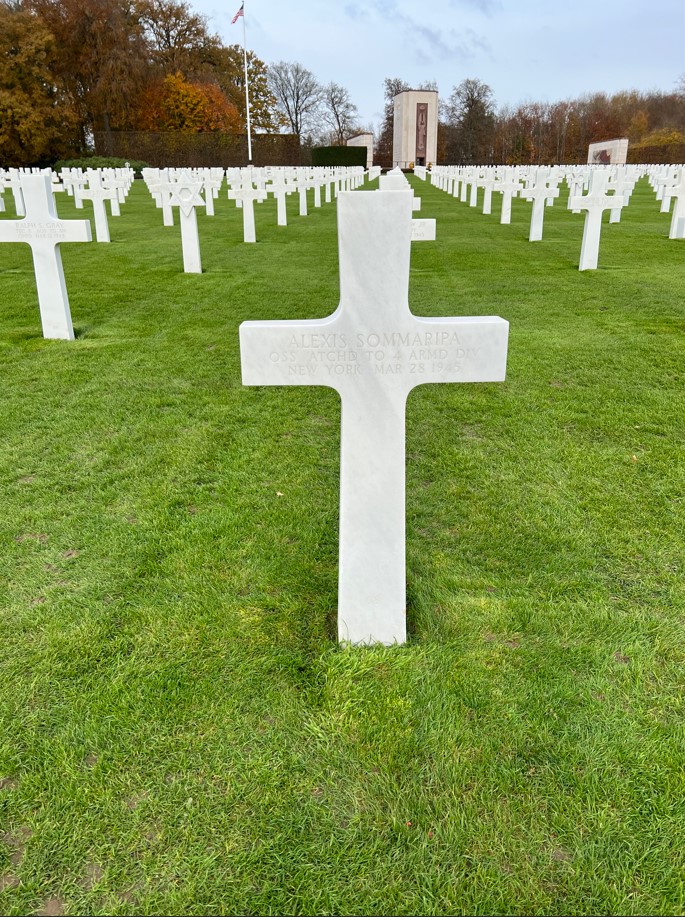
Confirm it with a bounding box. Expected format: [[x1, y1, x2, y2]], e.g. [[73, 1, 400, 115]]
[[241, 3, 253, 164]]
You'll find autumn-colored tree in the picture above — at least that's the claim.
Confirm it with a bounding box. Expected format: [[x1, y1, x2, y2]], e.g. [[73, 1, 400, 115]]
[[627, 110, 649, 142], [0, 1, 79, 165], [135, 0, 222, 76], [216, 46, 283, 133], [27, 0, 149, 150], [134, 72, 240, 132]]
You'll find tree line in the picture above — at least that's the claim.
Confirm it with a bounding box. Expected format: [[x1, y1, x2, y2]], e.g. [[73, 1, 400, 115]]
[[2, 0, 683, 167], [377, 76, 685, 167], [0, 0, 366, 166]]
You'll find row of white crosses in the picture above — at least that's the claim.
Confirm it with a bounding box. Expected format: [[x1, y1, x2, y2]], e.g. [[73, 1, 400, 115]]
[[648, 164, 685, 240], [380, 167, 436, 241], [48, 166, 134, 241], [0, 166, 137, 338], [240, 176, 508, 645], [141, 166, 372, 272], [427, 163, 666, 270]]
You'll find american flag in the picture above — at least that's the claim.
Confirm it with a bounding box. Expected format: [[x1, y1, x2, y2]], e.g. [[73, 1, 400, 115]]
[[231, 2, 244, 24]]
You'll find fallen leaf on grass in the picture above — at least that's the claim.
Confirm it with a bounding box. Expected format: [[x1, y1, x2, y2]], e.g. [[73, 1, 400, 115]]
[[276, 492, 284, 497]]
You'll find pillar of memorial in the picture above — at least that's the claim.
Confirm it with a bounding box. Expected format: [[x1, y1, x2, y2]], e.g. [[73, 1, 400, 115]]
[[392, 90, 439, 169]]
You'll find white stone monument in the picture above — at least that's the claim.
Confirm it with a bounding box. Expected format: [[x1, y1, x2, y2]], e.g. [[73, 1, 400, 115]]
[[588, 138, 629, 165], [393, 90, 439, 169], [347, 132, 374, 170], [0, 174, 91, 339], [239, 190, 509, 645]]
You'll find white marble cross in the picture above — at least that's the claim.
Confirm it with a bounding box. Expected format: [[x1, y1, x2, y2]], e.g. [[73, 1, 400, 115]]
[[294, 171, 310, 217], [494, 170, 522, 224], [268, 173, 290, 226], [227, 178, 267, 243], [521, 171, 560, 241], [240, 191, 509, 645], [666, 168, 685, 240], [607, 169, 636, 224], [480, 172, 497, 216], [0, 174, 91, 339], [79, 170, 118, 242], [1, 171, 25, 215], [568, 169, 626, 270]]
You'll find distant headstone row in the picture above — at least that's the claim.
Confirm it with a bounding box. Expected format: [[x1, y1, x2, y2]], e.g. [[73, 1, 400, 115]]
[[426, 163, 685, 269], [140, 165, 368, 271]]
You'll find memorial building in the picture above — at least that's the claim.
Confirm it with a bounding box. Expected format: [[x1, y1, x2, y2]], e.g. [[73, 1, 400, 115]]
[[392, 89, 439, 169]]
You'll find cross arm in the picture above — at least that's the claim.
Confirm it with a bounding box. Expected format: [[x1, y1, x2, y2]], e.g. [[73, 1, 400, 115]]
[[240, 312, 343, 388], [407, 316, 509, 387]]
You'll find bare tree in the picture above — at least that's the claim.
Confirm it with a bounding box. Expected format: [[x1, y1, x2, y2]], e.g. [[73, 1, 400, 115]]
[[375, 77, 410, 167], [445, 77, 495, 164], [267, 60, 322, 136], [321, 82, 359, 144]]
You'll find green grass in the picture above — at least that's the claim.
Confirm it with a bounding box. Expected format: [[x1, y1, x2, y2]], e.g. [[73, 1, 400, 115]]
[[0, 175, 683, 916]]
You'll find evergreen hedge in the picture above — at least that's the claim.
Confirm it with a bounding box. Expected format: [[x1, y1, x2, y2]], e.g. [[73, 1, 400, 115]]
[[311, 146, 367, 167]]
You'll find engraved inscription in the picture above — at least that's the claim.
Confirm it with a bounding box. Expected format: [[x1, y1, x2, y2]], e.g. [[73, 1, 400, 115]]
[[411, 219, 436, 241], [269, 330, 482, 380], [416, 103, 428, 159], [15, 222, 67, 241]]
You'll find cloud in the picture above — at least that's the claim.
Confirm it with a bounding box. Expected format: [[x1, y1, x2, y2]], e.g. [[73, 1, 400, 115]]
[[448, 0, 502, 13], [409, 24, 491, 64], [343, 3, 370, 21], [359, 0, 490, 66]]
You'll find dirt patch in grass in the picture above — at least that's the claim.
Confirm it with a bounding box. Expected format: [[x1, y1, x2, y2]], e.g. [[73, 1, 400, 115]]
[[36, 896, 65, 916], [82, 861, 104, 889]]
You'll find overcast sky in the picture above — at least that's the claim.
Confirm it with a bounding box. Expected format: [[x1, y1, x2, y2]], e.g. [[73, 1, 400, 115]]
[[194, 0, 684, 128]]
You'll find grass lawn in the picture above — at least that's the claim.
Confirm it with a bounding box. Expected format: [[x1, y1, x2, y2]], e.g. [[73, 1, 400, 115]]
[[0, 172, 684, 916]]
